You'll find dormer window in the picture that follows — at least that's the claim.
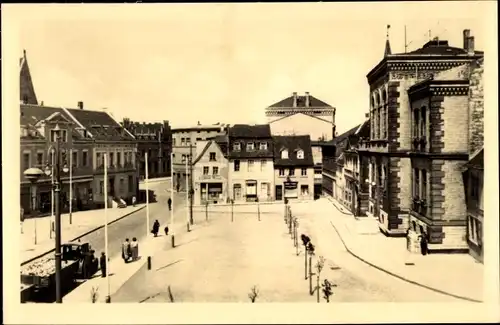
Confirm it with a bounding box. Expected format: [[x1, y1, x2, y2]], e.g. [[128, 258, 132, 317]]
[[259, 142, 268, 150], [281, 149, 289, 159], [297, 150, 304, 159], [233, 142, 241, 151], [50, 129, 68, 142], [246, 142, 255, 151]]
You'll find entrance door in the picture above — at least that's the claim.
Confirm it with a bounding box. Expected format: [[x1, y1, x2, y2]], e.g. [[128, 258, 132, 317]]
[[109, 177, 115, 196], [275, 185, 283, 201]]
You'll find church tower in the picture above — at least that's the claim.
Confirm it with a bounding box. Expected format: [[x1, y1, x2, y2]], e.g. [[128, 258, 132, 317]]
[[20, 50, 38, 105]]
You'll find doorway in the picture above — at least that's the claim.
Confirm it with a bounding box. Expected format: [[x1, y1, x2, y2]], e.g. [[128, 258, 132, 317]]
[[275, 185, 283, 201], [109, 177, 115, 196]]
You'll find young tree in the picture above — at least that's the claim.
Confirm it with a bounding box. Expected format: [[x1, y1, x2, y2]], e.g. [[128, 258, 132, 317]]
[[315, 256, 325, 303], [248, 285, 259, 303], [90, 286, 99, 303], [321, 279, 336, 303]]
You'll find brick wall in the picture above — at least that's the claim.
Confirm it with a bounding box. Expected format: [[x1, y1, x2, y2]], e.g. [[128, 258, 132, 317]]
[[387, 82, 401, 151], [442, 160, 468, 221], [468, 59, 484, 155], [429, 226, 468, 251], [429, 96, 445, 153], [398, 157, 412, 214], [443, 96, 469, 153], [430, 160, 445, 225]]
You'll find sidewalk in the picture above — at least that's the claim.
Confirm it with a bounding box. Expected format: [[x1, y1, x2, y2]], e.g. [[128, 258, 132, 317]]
[[315, 197, 484, 303], [21, 205, 146, 264], [139, 176, 171, 185], [63, 207, 188, 303]]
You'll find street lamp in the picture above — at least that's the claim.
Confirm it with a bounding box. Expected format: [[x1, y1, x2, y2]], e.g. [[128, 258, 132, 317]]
[[23, 167, 44, 245], [44, 123, 68, 304]]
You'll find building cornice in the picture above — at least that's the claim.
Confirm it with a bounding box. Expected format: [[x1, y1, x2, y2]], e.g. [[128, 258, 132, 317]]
[[408, 79, 470, 101]]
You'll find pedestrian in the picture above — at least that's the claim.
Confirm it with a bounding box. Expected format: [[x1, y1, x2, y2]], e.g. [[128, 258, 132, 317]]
[[420, 232, 428, 256], [132, 196, 136, 207], [131, 237, 139, 261], [168, 197, 172, 211], [100, 252, 107, 278], [164, 225, 169, 236], [122, 238, 131, 263], [152, 219, 160, 237]]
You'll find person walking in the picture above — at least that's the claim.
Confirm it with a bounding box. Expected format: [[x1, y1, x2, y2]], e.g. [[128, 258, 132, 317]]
[[131, 237, 139, 261], [152, 220, 160, 237], [100, 252, 107, 278], [420, 232, 428, 256], [164, 225, 169, 236], [168, 197, 172, 211], [122, 238, 131, 263]]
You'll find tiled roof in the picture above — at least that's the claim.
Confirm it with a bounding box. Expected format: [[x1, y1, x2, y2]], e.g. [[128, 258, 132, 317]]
[[65, 108, 135, 141], [273, 135, 314, 167], [20, 104, 83, 140], [268, 94, 332, 108], [192, 141, 213, 165], [228, 124, 271, 139]]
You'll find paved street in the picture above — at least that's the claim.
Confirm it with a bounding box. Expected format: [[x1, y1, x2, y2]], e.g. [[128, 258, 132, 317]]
[[110, 200, 461, 303], [76, 180, 186, 263]]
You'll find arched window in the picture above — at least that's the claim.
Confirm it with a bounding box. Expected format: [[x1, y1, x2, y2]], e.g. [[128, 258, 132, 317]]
[[382, 88, 387, 105], [375, 92, 381, 107]]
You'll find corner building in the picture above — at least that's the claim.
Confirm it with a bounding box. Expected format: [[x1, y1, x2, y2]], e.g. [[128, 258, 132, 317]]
[[358, 29, 483, 239]]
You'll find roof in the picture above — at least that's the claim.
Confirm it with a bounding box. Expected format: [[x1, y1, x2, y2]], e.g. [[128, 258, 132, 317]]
[[172, 124, 228, 133], [192, 141, 213, 165], [273, 135, 314, 167], [463, 147, 484, 171], [320, 124, 360, 160], [122, 120, 171, 141], [268, 94, 332, 108], [19, 50, 38, 105], [65, 108, 135, 141], [398, 40, 484, 56], [228, 124, 271, 139]]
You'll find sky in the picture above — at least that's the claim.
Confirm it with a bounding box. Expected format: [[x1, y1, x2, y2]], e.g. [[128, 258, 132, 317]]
[[11, 2, 493, 133]]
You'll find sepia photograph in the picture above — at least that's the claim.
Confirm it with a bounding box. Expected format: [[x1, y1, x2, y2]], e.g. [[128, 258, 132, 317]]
[[2, 1, 498, 324]]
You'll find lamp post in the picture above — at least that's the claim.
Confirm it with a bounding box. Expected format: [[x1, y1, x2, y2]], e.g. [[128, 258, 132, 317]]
[[43, 124, 69, 304], [23, 167, 44, 245]]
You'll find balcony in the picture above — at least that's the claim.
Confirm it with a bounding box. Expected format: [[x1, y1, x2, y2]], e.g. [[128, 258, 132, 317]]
[[412, 197, 428, 215], [412, 136, 427, 152], [358, 139, 388, 151]]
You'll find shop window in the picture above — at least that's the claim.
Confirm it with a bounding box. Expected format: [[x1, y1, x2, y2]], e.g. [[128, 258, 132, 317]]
[[301, 185, 309, 196]]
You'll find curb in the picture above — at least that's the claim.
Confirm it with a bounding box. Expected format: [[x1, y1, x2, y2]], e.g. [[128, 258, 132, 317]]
[[325, 196, 353, 216], [328, 220, 482, 303], [21, 205, 146, 266]]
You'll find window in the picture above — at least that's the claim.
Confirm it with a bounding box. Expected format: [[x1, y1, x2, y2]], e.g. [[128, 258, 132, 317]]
[[96, 153, 102, 167], [23, 153, 30, 170], [196, 137, 202, 141], [297, 150, 304, 159], [120, 178, 125, 192], [186, 138, 191, 145], [413, 168, 420, 199], [233, 184, 242, 200], [172, 138, 176, 146], [413, 110, 420, 138], [279, 168, 285, 176], [421, 169, 427, 202], [289, 168, 295, 176], [234, 160, 240, 172], [72, 151, 78, 167], [209, 152, 216, 161], [248, 160, 254, 172], [301, 185, 309, 196], [181, 138, 186, 146], [203, 166, 209, 175], [99, 181, 104, 195], [468, 216, 482, 244], [259, 142, 267, 150], [281, 150, 289, 159], [420, 107, 427, 138], [233, 142, 241, 151], [301, 168, 307, 176], [36, 152, 44, 166], [213, 167, 219, 175], [260, 160, 266, 171], [128, 175, 134, 192], [182, 155, 187, 163], [246, 142, 255, 151], [82, 151, 88, 167], [109, 152, 114, 166]]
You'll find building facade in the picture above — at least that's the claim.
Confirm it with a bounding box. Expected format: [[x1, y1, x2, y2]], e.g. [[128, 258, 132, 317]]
[[227, 125, 275, 202], [122, 119, 172, 180], [266, 92, 336, 141], [357, 29, 484, 239], [171, 124, 228, 192], [273, 135, 315, 201], [192, 139, 229, 205]]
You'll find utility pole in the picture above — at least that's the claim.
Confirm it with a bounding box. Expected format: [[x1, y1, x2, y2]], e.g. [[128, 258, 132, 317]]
[[189, 143, 194, 225]]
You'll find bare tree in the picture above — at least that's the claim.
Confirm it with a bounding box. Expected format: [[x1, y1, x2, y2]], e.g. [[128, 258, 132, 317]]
[[248, 285, 259, 303], [90, 286, 99, 303], [315, 256, 325, 303]]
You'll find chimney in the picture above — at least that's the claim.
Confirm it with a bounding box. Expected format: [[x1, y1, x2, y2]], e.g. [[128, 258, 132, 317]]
[[40, 101, 44, 106], [365, 113, 370, 118], [467, 36, 475, 55], [463, 29, 470, 49], [78, 101, 84, 110], [305, 92, 310, 107], [292, 92, 298, 107]]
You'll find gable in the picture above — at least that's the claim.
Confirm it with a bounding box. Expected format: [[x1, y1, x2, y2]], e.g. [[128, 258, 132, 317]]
[[193, 140, 226, 165]]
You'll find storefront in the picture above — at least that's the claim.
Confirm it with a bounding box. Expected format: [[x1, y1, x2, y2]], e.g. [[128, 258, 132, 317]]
[[200, 182, 224, 204], [284, 180, 299, 199], [245, 180, 257, 202]]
